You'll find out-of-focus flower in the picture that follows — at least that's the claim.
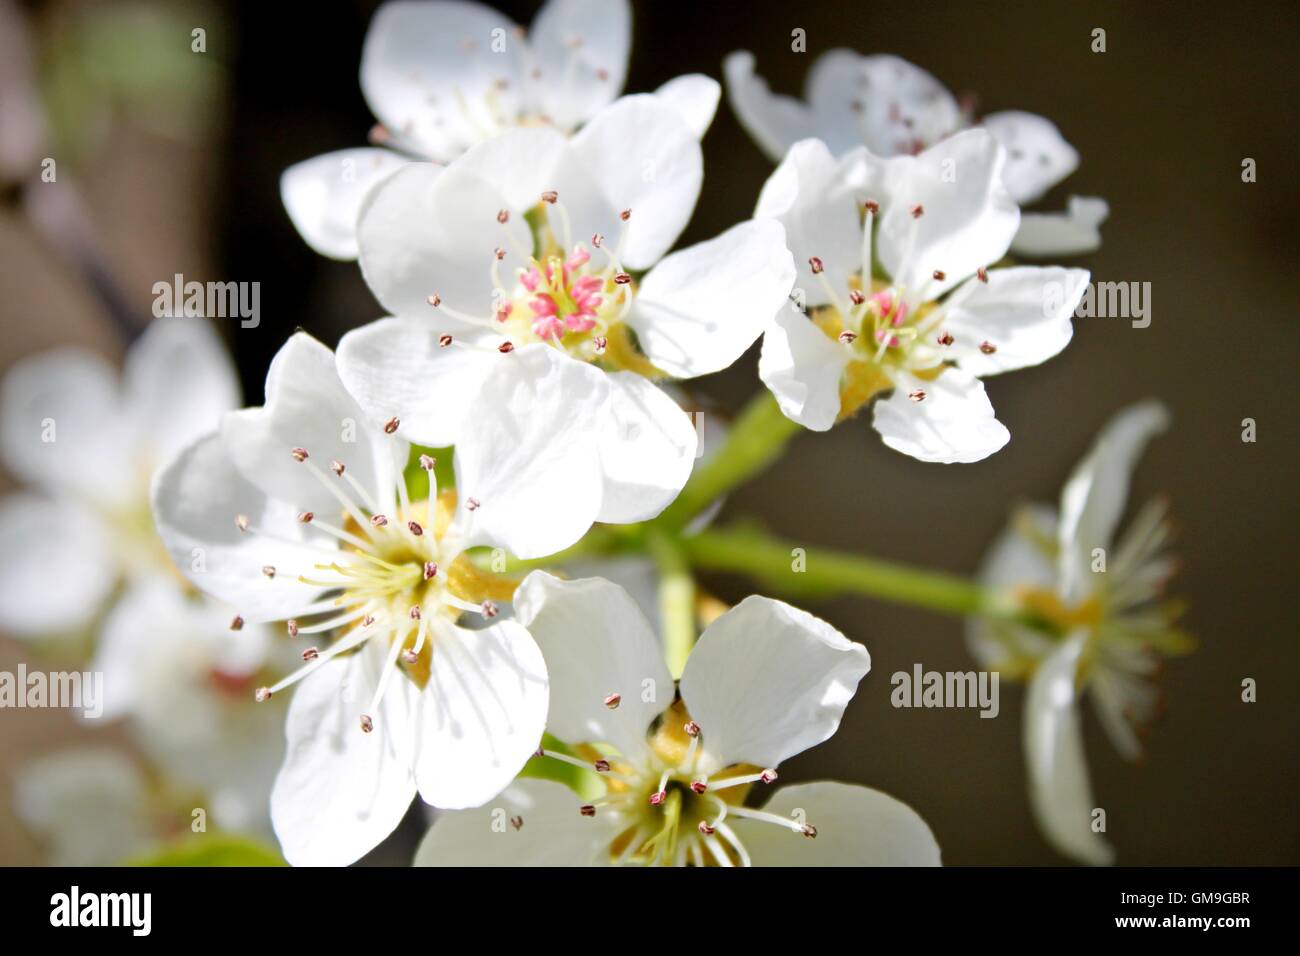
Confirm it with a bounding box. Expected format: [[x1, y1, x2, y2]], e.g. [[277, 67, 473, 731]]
[[967, 401, 1190, 864], [724, 49, 1107, 256], [150, 332, 636, 865], [337, 106, 793, 520], [756, 133, 1089, 463], [282, 0, 720, 259], [0, 317, 238, 645], [416, 572, 941, 867]]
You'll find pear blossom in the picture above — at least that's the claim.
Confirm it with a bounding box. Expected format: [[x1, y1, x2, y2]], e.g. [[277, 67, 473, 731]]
[[755, 131, 1089, 463], [0, 316, 239, 644], [336, 106, 795, 520], [282, 0, 720, 259], [967, 401, 1189, 864], [725, 49, 1108, 257], [149, 331, 637, 865], [415, 572, 941, 867]]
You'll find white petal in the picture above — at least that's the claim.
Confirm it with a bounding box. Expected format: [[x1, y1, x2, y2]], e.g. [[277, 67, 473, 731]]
[[939, 266, 1089, 376], [150, 432, 332, 623], [124, 316, 241, 464], [280, 148, 409, 259], [597, 373, 697, 523], [872, 367, 1010, 463], [652, 73, 720, 139], [723, 50, 819, 162], [0, 493, 113, 637], [854, 54, 962, 157], [415, 778, 616, 866], [754, 139, 866, 303], [1011, 195, 1109, 258], [356, 160, 532, 320], [221, 332, 403, 519], [966, 505, 1059, 670], [629, 219, 796, 379], [1023, 632, 1116, 865], [359, 0, 524, 162], [513, 570, 671, 760], [556, 555, 661, 634], [413, 619, 548, 809], [454, 345, 608, 558], [981, 110, 1079, 205], [758, 308, 850, 431], [737, 781, 942, 866], [528, 0, 630, 130], [336, 317, 500, 448], [568, 94, 703, 269], [1057, 401, 1170, 604], [0, 347, 135, 506], [272, 642, 419, 866], [679, 596, 870, 772], [876, 129, 1020, 298]]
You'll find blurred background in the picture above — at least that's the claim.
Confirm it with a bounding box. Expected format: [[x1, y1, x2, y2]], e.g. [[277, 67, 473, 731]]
[[0, 0, 1296, 865]]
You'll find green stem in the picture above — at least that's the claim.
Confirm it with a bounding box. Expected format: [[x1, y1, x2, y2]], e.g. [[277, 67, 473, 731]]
[[681, 526, 1013, 620], [655, 389, 800, 531], [646, 529, 696, 678]]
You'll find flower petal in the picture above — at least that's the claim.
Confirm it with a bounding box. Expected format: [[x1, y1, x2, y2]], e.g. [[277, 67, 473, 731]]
[[758, 308, 850, 431], [336, 317, 500, 448], [737, 781, 942, 866], [679, 596, 870, 772], [271, 641, 418, 866], [754, 139, 867, 303], [597, 372, 697, 523], [1011, 195, 1109, 258], [653, 73, 720, 139], [872, 367, 1010, 464], [356, 160, 532, 320], [1023, 632, 1116, 865], [513, 570, 671, 760], [454, 345, 608, 558], [629, 219, 795, 379], [415, 778, 617, 865], [854, 54, 962, 158], [412, 619, 548, 809], [528, 0, 631, 130], [876, 129, 1020, 298], [124, 316, 241, 464], [939, 266, 1089, 377], [981, 110, 1079, 205], [723, 50, 820, 162], [568, 94, 703, 269], [0, 493, 113, 637], [150, 432, 332, 623], [221, 332, 404, 518], [359, 0, 524, 162], [280, 148, 408, 260], [1057, 401, 1170, 605]]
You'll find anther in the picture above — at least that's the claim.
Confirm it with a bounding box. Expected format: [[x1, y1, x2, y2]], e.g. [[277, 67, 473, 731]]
[[619, 209, 631, 221], [254, 687, 271, 703], [838, 330, 858, 345], [261, 565, 276, 578], [370, 514, 388, 527], [481, 600, 499, 618], [979, 341, 998, 354], [809, 256, 824, 274], [698, 821, 715, 835], [419, 454, 436, 470], [383, 417, 400, 434], [604, 693, 622, 709], [402, 648, 418, 664], [541, 190, 558, 204], [497, 209, 509, 224], [235, 514, 249, 532], [760, 769, 778, 784], [428, 294, 442, 307], [298, 511, 314, 523], [407, 520, 424, 536], [800, 824, 818, 839], [230, 615, 244, 631], [423, 561, 438, 580], [592, 759, 610, 773], [649, 791, 667, 806], [362, 615, 375, 627], [684, 720, 701, 738], [409, 605, 422, 621], [932, 269, 946, 281], [690, 780, 708, 794], [287, 620, 299, 637], [360, 714, 374, 733], [466, 497, 481, 511], [863, 199, 880, 215], [976, 267, 989, 283], [614, 272, 631, 284], [302, 647, 319, 662], [510, 816, 523, 831], [910, 204, 924, 218], [330, 459, 346, 476], [291, 447, 309, 462], [494, 247, 507, 261], [593, 336, 607, 354], [937, 331, 954, 346], [591, 233, 604, 247], [908, 389, 927, 402], [580, 805, 597, 817], [849, 289, 866, 305], [498, 341, 515, 354], [438, 334, 453, 347]]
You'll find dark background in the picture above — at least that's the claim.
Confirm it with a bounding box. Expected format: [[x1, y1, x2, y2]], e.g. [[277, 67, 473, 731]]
[[2, 0, 1296, 864]]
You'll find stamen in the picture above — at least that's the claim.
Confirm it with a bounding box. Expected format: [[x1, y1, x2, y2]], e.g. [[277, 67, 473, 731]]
[[229, 615, 244, 631], [604, 693, 622, 709]]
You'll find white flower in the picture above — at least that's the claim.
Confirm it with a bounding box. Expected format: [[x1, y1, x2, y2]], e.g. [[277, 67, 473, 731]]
[[335, 109, 795, 520], [282, 0, 720, 259], [91, 579, 290, 837], [724, 50, 1108, 257], [755, 132, 1090, 463], [415, 572, 941, 866], [0, 317, 239, 643], [967, 401, 1188, 864], [150, 331, 635, 865]]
